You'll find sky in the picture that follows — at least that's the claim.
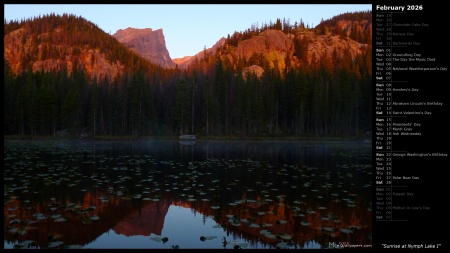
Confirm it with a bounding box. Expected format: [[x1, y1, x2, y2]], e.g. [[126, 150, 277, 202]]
[[4, 4, 371, 59]]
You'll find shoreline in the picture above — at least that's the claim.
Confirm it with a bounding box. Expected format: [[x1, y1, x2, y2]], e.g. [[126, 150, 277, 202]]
[[4, 134, 371, 142]]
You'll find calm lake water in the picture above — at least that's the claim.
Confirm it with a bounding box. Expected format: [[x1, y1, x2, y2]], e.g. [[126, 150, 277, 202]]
[[4, 139, 372, 249]]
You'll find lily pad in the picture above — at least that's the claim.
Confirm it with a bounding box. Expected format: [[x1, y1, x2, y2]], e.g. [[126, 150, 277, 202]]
[[322, 227, 335, 232], [149, 236, 162, 242], [237, 243, 249, 249], [9, 218, 21, 224], [230, 222, 241, 226], [279, 234, 292, 240], [277, 219, 287, 224], [48, 241, 64, 248], [54, 217, 67, 222], [64, 244, 83, 249], [90, 215, 99, 221], [259, 229, 271, 235], [340, 228, 353, 234], [200, 235, 217, 241], [150, 235, 168, 243], [276, 242, 289, 248], [264, 233, 277, 239]]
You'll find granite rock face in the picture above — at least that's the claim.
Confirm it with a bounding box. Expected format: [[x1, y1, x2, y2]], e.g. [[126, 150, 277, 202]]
[[113, 27, 176, 69]]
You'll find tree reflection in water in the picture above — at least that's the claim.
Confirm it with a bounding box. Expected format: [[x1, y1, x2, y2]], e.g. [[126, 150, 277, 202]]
[[4, 139, 372, 249]]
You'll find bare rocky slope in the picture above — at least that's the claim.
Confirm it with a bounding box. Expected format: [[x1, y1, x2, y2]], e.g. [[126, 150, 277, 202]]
[[112, 27, 176, 69]]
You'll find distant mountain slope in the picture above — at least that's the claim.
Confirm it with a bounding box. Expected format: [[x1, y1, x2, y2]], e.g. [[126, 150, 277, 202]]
[[172, 37, 226, 69], [4, 11, 371, 79], [4, 13, 159, 80], [174, 11, 372, 74]]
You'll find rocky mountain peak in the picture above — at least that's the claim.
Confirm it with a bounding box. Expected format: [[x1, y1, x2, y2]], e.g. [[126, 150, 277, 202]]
[[113, 27, 176, 69], [113, 27, 153, 43]]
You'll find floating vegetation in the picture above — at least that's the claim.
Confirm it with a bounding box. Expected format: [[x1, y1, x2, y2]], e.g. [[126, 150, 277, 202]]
[[4, 140, 372, 249], [149, 235, 163, 242], [278, 234, 292, 240], [259, 229, 270, 235], [89, 215, 100, 221], [236, 243, 249, 249], [276, 219, 287, 224], [340, 228, 353, 234], [9, 218, 21, 224], [13, 240, 38, 249], [276, 242, 290, 249], [8, 227, 19, 234], [200, 235, 218, 241], [264, 233, 277, 239], [64, 244, 83, 249], [52, 215, 66, 222], [322, 227, 335, 232], [301, 221, 310, 226], [48, 241, 64, 248], [51, 214, 62, 219]]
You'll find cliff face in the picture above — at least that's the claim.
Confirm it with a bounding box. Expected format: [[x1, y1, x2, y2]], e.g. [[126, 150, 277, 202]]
[[113, 27, 176, 69], [233, 29, 294, 60], [211, 27, 370, 79]]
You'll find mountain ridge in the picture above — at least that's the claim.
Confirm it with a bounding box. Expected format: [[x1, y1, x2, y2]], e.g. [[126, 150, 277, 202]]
[[4, 11, 372, 78], [4, 11, 372, 138]]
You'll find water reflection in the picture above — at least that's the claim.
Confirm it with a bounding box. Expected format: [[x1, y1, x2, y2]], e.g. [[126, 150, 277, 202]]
[[4, 139, 371, 249]]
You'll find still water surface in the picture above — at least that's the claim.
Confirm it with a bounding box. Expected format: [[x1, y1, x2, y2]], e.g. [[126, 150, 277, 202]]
[[4, 139, 372, 249]]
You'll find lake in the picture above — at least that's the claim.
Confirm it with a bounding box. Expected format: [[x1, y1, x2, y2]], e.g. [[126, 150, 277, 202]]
[[4, 139, 372, 249]]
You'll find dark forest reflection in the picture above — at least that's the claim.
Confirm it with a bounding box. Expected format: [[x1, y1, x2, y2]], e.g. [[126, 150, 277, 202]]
[[4, 139, 372, 249]]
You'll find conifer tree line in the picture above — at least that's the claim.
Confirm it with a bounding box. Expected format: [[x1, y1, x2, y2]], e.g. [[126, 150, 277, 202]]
[[4, 12, 372, 138]]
